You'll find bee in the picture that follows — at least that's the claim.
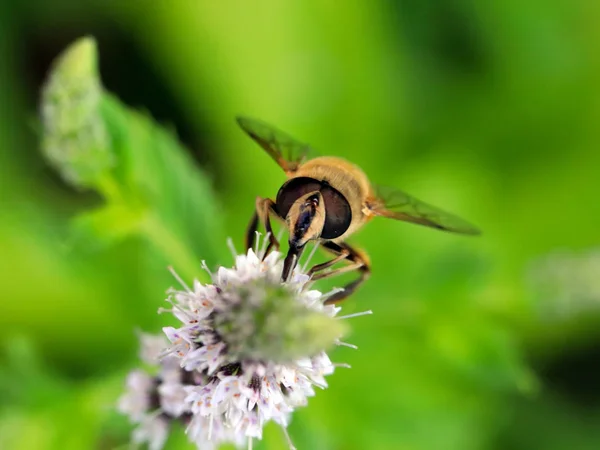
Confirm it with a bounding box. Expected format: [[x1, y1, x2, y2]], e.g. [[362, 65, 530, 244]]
[[238, 117, 480, 304]]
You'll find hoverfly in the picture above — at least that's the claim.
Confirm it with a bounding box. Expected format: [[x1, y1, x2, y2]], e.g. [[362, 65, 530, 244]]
[[238, 117, 480, 304]]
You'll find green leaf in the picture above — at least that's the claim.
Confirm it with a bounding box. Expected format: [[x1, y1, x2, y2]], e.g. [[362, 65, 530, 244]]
[[71, 202, 145, 247], [100, 94, 225, 266], [40, 37, 225, 280]]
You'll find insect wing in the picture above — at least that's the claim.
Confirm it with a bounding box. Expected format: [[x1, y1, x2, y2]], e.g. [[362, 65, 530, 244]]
[[371, 185, 481, 235], [236, 116, 315, 173]]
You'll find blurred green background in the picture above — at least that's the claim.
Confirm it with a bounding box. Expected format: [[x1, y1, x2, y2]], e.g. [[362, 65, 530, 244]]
[[1, 0, 600, 449]]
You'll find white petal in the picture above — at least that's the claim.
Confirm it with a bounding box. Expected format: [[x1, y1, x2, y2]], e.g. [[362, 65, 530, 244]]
[[132, 416, 169, 450], [138, 333, 168, 364], [158, 382, 189, 417]]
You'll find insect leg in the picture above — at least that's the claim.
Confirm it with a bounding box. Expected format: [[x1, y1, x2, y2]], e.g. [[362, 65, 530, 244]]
[[245, 211, 259, 250], [307, 246, 350, 276], [308, 241, 371, 304], [247, 197, 281, 258]]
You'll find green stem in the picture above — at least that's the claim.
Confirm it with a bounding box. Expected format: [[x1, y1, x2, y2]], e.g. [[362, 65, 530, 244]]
[[95, 173, 209, 284], [95, 174, 122, 204], [140, 214, 209, 284]]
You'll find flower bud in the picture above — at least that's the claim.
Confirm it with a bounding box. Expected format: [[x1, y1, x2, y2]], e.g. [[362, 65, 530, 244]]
[[40, 37, 113, 188]]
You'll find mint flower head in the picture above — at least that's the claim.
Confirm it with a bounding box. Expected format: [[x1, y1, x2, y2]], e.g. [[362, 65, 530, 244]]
[[118, 236, 372, 450]]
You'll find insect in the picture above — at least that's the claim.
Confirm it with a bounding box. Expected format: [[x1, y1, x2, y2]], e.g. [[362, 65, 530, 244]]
[[238, 116, 480, 304]]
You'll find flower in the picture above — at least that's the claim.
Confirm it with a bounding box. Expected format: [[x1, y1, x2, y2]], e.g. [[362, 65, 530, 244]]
[[117, 333, 181, 450], [118, 237, 372, 449]]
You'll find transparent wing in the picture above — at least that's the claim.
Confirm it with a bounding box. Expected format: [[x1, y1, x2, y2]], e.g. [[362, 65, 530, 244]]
[[236, 116, 316, 173], [370, 185, 481, 235]]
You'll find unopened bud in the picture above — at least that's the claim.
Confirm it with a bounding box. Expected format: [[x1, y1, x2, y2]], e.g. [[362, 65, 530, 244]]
[[40, 37, 113, 188]]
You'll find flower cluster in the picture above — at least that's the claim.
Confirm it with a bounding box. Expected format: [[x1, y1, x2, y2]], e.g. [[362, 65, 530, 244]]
[[119, 240, 368, 449]]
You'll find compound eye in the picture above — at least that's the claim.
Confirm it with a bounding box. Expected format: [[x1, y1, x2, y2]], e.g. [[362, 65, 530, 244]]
[[320, 185, 352, 239], [276, 177, 322, 218]]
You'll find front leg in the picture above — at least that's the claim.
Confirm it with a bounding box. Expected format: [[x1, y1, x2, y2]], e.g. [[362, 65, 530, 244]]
[[246, 197, 281, 258], [308, 241, 371, 304]]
